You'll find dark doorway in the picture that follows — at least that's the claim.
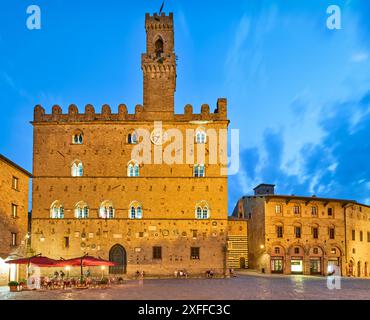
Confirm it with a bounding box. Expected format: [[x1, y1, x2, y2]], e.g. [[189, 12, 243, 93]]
[[239, 257, 246, 269], [109, 244, 127, 274]]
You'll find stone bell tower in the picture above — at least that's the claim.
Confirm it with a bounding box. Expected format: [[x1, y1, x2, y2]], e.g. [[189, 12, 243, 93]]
[[142, 12, 176, 119]]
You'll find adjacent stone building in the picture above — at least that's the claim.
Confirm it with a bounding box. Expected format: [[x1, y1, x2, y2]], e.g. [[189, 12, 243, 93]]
[[233, 184, 370, 277], [0, 154, 31, 285], [30, 12, 231, 278]]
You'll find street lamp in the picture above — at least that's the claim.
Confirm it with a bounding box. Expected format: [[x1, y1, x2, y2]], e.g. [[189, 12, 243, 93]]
[[101, 266, 106, 278], [260, 244, 265, 249], [65, 266, 71, 278], [40, 233, 45, 242]]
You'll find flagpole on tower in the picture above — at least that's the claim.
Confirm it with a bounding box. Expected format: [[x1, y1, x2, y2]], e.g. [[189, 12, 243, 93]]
[[159, 1, 165, 15]]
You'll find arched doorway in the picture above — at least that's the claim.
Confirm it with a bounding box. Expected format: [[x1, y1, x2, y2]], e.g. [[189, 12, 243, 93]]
[[348, 260, 354, 276], [109, 244, 127, 274], [239, 257, 246, 269]]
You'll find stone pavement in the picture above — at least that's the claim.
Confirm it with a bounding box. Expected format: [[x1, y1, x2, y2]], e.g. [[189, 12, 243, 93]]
[[0, 273, 369, 300]]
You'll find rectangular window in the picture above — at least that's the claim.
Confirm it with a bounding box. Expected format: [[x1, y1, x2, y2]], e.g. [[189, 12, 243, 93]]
[[12, 176, 19, 190], [360, 231, 363, 242], [276, 226, 283, 238], [192, 230, 198, 238], [311, 206, 317, 216], [275, 205, 282, 214], [153, 246, 162, 260], [312, 227, 319, 239], [328, 208, 333, 217], [11, 233, 17, 246], [191, 247, 200, 260], [352, 230, 356, 241], [11, 204, 18, 218], [295, 227, 301, 238], [293, 206, 300, 215], [329, 228, 335, 239], [64, 237, 70, 248], [194, 165, 205, 177], [367, 232, 370, 243]]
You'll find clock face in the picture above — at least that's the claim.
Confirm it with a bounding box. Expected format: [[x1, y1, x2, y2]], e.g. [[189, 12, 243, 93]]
[[150, 129, 168, 145]]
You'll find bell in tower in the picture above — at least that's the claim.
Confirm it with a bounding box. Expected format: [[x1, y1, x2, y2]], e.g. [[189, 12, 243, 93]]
[[141, 13, 177, 120]]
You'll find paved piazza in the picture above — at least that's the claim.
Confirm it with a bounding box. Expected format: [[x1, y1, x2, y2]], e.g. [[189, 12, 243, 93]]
[[1, 272, 369, 300]]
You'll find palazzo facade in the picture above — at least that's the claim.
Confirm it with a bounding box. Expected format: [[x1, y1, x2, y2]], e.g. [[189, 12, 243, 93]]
[[30, 12, 234, 277]]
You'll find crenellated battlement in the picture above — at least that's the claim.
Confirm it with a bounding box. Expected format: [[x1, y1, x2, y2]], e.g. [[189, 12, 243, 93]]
[[145, 12, 173, 31], [32, 98, 228, 123]]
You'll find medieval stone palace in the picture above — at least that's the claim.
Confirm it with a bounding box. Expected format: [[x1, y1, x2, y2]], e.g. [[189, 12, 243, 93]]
[[29, 12, 245, 278]]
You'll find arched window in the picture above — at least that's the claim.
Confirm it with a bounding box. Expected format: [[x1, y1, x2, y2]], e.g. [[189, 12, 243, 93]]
[[128, 132, 137, 145], [195, 201, 210, 219], [195, 129, 207, 144], [75, 201, 89, 219], [129, 201, 143, 219], [50, 201, 64, 219], [127, 160, 139, 177], [194, 164, 205, 177], [71, 160, 83, 177], [72, 131, 83, 145], [155, 38, 164, 58], [99, 201, 114, 219]]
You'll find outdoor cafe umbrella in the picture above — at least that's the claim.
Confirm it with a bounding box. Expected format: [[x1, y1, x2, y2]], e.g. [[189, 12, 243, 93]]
[[59, 254, 117, 280], [5, 253, 63, 278]]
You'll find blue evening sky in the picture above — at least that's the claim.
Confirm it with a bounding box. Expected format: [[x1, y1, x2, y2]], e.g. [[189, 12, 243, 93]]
[[1, 0, 370, 213]]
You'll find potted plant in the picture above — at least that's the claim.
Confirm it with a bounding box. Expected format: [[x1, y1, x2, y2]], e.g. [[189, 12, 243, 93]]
[[18, 279, 28, 290], [8, 281, 18, 292]]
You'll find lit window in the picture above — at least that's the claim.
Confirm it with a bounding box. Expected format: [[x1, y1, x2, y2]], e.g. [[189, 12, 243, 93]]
[[11, 204, 18, 218], [50, 201, 64, 219], [195, 129, 206, 144], [72, 132, 83, 145], [275, 205, 282, 214], [11, 233, 17, 246], [99, 201, 114, 219], [75, 201, 89, 219], [195, 202, 210, 219], [12, 176, 19, 190], [127, 160, 139, 177], [71, 161, 83, 177], [128, 132, 137, 145], [129, 201, 143, 219], [194, 164, 205, 177], [331, 248, 337, 254]]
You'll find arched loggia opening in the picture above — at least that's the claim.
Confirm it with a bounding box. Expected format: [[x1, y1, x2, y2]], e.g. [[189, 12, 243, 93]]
[[109, 244, 127, 274]]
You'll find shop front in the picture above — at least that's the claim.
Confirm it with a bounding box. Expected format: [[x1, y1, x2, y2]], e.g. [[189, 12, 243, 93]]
[[290, 257, 303, 274], [271, 257, 284, 274], [310, 258, 321, 275]]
